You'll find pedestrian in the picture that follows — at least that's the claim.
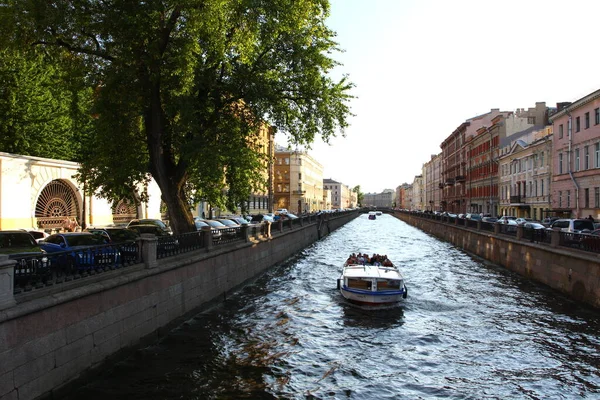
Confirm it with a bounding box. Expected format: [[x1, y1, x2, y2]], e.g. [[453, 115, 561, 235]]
[[588, 214, 594, 221]]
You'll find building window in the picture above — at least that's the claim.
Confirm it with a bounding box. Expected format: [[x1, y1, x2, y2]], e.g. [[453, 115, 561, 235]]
[[585, 112, 590, 129], [535, 180, 538, 197], [585, 146, 589, 170], [541, 152, 544, 166], [596, 143, 600, 168], [576, 116, 580, 132], [559, 152, 563, 174], [596, 187, 600, 208], [575, 148, 580, 171], [559, 124, 563, 139], [585, 188, 590, 208], [558, 191, 562, 207], [567, 190, 571, 207], [596, 108, 600, 125], [541, 179, 544, 196], [568, 119, 572, 137]]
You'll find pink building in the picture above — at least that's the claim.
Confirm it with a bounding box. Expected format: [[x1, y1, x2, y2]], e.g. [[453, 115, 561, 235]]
[[550, 89, 600, 219]]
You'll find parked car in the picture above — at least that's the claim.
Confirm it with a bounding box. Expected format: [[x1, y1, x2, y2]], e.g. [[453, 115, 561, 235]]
[[515, 217, 534, 225], [227, 217, 250, 226], [85, 227, 140, 243], [276, 208, 288, 215], [85, 227, 140, 263], [194, 220, 223, 242], [127, 219, 172, 235], [0, 230, 49, 285], [250, 214, 274, 223], [279, 212, 299, 221], [481, 217, 498, 223], [39, 232, 119, 271], [126, 224, 179, 253], [549, 219, 595, 233], [523, 222, 546, 230], [19, 229, 49, 243], [216, 218, 241, 227], [203, 219, 239, 240], [498, 216, 517, 224], [541, 217, 560, 226], [465, 213, 482, 221]]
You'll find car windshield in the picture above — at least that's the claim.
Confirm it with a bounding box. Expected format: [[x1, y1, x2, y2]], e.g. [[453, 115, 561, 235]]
[[139, 219, 167, 228], [65, 234, 106, 247], [205, 220, 226, 227], [0, 232, 37, 248], [218, 219, 238, 226], [194, 221, 209, 228]]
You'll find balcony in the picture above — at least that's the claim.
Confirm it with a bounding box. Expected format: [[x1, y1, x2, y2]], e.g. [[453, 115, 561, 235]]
[[445, 178, 455, 185], [455, 175, 466, 182], [510, 195, 525, 204], [438, 183, 444, 189]]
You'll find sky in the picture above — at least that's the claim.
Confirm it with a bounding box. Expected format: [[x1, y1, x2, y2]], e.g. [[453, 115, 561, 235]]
[[283, 0, 600, 194]]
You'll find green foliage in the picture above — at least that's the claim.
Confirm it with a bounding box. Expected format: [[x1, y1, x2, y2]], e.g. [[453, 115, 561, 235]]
[[0, 48, 91, 160], [5, 0, 354, 233], [353, 185, 364, 206]]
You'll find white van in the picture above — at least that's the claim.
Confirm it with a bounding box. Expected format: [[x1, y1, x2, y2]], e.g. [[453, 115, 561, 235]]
[[276, 208, 288, 214]]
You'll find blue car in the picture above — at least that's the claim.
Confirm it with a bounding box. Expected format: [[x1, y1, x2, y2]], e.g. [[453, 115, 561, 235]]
[[39, 232, 121, 272]]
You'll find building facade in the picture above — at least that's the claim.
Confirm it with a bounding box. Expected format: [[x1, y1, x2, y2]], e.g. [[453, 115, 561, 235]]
[[423, 153, 442, 212], [0, 152, 163, 230], [550, 89, 600, 219], [363, 189, 395, 208], [274, 147, 325, 214], [498, 126, 553, 219]]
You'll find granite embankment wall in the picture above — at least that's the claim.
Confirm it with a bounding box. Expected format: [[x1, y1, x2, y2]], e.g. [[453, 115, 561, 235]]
[[393, 212, 600, 309], [0, 212, 357, 400]]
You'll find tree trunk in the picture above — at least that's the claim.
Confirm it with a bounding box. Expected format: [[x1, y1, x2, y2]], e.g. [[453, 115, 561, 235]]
[[145, 81, 195, 234]]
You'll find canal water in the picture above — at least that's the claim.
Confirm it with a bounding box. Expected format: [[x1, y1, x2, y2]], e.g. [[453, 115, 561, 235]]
[[64, 213, 600, 399]]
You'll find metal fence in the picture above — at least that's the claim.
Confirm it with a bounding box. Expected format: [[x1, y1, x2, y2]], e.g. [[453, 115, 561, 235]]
[[9, 212, 334, 295], [398, 211, 600, 255]]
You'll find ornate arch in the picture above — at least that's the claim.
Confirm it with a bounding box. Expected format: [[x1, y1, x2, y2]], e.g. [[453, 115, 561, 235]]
[[112, 198, 138, 225], [35, 179, 81, 229]]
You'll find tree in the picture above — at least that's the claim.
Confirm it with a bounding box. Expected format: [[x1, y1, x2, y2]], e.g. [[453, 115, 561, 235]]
[[4, 0, 354, 234], [0, 48, 92, 160], [352, 185, 364, 207]]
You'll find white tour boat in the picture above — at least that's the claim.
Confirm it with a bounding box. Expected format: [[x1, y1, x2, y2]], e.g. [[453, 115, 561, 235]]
[[368, 211, 376, 220], [375, 211, 382, 216], [337, 256, 407, 306]]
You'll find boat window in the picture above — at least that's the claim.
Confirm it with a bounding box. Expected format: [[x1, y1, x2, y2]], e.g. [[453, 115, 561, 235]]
[[347, 278, 371, 290], [377, 279, 401, 291]]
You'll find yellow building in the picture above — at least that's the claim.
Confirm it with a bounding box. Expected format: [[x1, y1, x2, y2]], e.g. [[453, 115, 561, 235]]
[[274, 146, 325, 214]]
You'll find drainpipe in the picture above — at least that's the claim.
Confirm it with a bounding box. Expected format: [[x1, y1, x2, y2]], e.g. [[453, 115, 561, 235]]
[[566, 111, 580, 217]]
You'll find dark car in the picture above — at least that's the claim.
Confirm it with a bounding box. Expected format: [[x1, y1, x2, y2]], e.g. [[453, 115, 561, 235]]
[[0, 230, 49, 286], [127, 224, 179, 253], [85, 227, 140, 264], [216, 218, 240, 227], [39, 232, 119, 271], [228, 217, 250, 226], [204, 220, 239, 240], [127, 219, 172, 235], [194, 219, 223, 242]]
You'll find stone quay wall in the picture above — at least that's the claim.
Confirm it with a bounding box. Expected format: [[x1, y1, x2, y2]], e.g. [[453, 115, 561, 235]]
[[392, 212, 600, 309], [0, 211, 357, 400]]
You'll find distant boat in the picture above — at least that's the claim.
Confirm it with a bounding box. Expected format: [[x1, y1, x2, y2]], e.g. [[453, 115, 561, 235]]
[[368, 211, 376, 220], [337, 256, 407, 306], [375, 211, 382, 216]]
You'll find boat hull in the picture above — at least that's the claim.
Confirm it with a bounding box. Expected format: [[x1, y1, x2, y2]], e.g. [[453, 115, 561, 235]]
[[339, 286, 406, 305]]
